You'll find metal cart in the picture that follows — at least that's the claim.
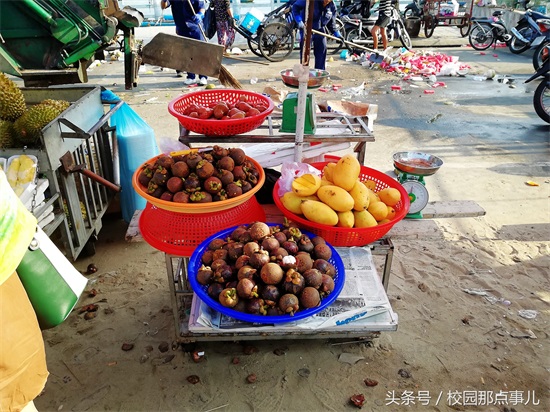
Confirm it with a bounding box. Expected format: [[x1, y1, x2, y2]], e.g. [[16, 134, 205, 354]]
[[0, 86, 121, 260], [422, 0, 473, 38]]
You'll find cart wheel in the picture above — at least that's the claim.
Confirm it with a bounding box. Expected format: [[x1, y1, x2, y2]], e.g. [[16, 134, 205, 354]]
[[459, 19, 470, 37], [259, 22, 296, 62], [424, 15, 437, 38], [247, 32, 263, 58]]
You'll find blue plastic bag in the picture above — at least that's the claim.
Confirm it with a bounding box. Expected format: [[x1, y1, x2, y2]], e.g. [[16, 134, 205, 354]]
[[110, 101, 159, 222]]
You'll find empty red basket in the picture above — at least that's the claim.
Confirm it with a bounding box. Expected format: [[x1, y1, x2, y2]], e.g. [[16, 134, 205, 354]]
[[139, 196, 266, 256], [168, 90, 274, 136]]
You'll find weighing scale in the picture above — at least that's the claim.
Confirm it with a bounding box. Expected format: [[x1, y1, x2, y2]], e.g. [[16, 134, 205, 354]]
[[392, 152, 443, 219]]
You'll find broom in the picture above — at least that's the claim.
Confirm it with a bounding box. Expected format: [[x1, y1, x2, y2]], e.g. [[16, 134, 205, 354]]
[[186, 0, 242, 89]]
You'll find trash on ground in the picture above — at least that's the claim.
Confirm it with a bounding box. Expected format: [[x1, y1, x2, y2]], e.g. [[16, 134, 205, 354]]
[[518, 309, 538, 319], [338, 353, 365, 364]]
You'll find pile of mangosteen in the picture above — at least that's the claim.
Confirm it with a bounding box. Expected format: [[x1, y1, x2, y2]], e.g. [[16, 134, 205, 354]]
[[195, 222, 337, 317], [137, 145, 261, 203]]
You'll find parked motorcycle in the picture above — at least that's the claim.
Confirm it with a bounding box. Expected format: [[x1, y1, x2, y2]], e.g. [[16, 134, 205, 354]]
[[531, 18, 550, 70], [525, 43, 550, 123], [468, 10, 512, 50], [509, 7, 550, 54]]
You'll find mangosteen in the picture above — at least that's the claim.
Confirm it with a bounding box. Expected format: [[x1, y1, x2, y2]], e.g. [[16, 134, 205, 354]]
[[190, 191, 213, 203], [167, 176, 184, 193], [186, 152, 202, 169], [172, 161, 190, 178], [218, 288, 238, 308], [266, 306, 282, 316], [302, 268, 323, 289], [298, 235, 315, 253], [225, 280, 238, 289], [236, 278, 258, 299], [217, 169, 234, 186], [261, 236, 280, 253], [247, 174, 258, 186], [273, 231, 287, 244], [271, 247, 289, 261], [138, 168, 153, 187], [233, 299, 247, 312], [149, 185, 163, 198], [249, 222, 270, 241], [204, 176, 223, 194], [313, 259, 336, 278], [196, 160, 215, 180], [311, 236, 327, 246], [196, 266, 214, 285], [261, 284, 281, 304], [160, 191, 173, 201], [281, 240, 299, 255], [231, 226, 248, 242], [156, 154, 174, 169], [173, 191, 190, 203], [213, 264, 233, 284], [300, 287, 321, 308], [282, 269, 305, 295], [234, 255, 250, 271], [279, 254, 297, 271], [243, 241, 260, 257], [207, 283, 224, 301], [210, 258, 227, 272], [212, 145, 229, 159], [283, 226, 302, 241], [151, 168, 169, 186], [225, 182, 242, 198], [229, 147, 246, 165], [226, 242, 244, 260], [202, 250, 214, 266], [319, 274, 335, 297], [295, 253, 313, 273], [313, 243, 332, 260], [237, 230, 252, 243], [209, 238, 225, 251], [249, 250, 270, 269], [217, 156, 235, 172], [260, 262, 284, 285], [184, 173, 201, 193], [240, 180, 253, 193], [232, 165, 247, 181], [278, 294, 299, 315], [213, 190, 228, 202], [246, 298, 267, 315], [237, 265, 257, 281], [212, 249, 228, 261]]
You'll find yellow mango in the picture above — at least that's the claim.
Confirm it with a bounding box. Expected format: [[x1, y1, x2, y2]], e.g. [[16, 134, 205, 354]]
[[363, 179, 377, 191], [337, 210, 354, 228], [333, 154, 361, 191], [386, 205, 396, 220], [300, 200, 339, 226], [317, 185, 354, 212], [366, 187, 379, 205], [322, 162, 337, 183], [349, 180, 370, 211], [378, 218, 391, 225], [280, 192, 318, 215], [320, 177, 332, 187], [292, 173, 321, 197], [368, 201, 389, 221], [378, 187, 401, 207], [353, 210, 378, 228]]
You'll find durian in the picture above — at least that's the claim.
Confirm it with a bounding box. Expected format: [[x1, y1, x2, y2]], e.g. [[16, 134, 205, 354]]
[[0, 119, 15, 148], [0, 72, 26, 121], [41, 99, 70, 113], [13, 103, 65, 146], [6, 154, 37, 196]]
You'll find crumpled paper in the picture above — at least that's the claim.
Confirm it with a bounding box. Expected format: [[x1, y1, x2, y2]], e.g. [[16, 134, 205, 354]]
[[277, 161, 321, 197]]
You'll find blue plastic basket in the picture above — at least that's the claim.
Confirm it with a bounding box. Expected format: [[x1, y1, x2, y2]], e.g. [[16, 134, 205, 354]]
[[188, 223, 345, 324]]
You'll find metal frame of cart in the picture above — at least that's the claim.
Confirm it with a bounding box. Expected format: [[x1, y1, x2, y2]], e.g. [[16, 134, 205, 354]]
[[422, 0, 473, 38]]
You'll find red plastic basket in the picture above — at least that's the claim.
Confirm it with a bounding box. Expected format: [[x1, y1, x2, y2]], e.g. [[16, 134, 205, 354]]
[[273, 162, 410, 247], [139, 197, 266, 256], [168, 90, 274, 136]]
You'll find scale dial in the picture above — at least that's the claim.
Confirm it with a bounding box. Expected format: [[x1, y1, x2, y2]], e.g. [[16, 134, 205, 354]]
[[402, 180, 429, 214]]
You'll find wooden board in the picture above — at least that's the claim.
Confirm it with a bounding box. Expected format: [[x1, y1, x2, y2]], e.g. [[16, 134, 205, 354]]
[[421, 200, 486, 219], [141, 33, 223, 77]]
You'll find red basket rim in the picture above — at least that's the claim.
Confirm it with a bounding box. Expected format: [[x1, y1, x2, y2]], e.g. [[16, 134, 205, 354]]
[[273, 162, 410, 233]]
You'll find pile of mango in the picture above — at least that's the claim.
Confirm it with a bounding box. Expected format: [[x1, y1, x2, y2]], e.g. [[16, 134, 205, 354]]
[[280, 154, 402, 228]]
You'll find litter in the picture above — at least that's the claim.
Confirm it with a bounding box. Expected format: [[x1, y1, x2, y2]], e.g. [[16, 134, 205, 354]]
[[518, 310, 538, 319]]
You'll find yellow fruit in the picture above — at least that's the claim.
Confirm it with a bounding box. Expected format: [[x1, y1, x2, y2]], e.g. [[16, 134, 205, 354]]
[[300, 200, 339, 226], [320, 177, 332, 187], [363, 179, 377, 191], [205, 84, 216, 89], [366, 187, 379, 205], [349, 180, 370, 211], [333, 154, 361, 191], [378, 219, 391, 225], [292, 173, 321, 196], [322, 162, 337, 183], [337, 210, 354, 228], [368, 201, 389, 221], [280, 192, 318, 215], [317, 185, 354, 212], [386, 206, 396, 220], [378, 187, 401, 207], [353, 210, 378, 228]]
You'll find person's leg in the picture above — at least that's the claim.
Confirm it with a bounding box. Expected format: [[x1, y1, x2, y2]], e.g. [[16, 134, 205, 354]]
[[381, 27, 388, 50], [371, 25, 380, 50], [312, 33, 327, 70], [226, 22, 236, 50]]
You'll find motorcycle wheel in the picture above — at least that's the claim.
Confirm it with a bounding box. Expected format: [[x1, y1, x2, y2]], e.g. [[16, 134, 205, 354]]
[[327, 18, 346, 55], [532, 41, 549, 71], [345, 28, 370, 51], [396, 20, 413, 50], [509, 22, 533, 54], [258, 22, 295, 62], [403, 7, 418, 19], [469, 23, 495, 50], [424, 15, 436, 38], [533, 79, 550, 123]]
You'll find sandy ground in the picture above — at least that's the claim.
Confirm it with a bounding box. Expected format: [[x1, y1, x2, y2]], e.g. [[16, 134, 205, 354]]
[[32, 31, 550, 412]]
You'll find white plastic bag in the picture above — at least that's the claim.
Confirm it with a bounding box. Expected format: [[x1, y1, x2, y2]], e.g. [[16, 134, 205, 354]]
[[277, 162, 321, 197]]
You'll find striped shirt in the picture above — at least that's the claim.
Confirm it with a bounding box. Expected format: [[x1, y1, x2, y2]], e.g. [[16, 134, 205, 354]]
[[378, 0, 392, 16]]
